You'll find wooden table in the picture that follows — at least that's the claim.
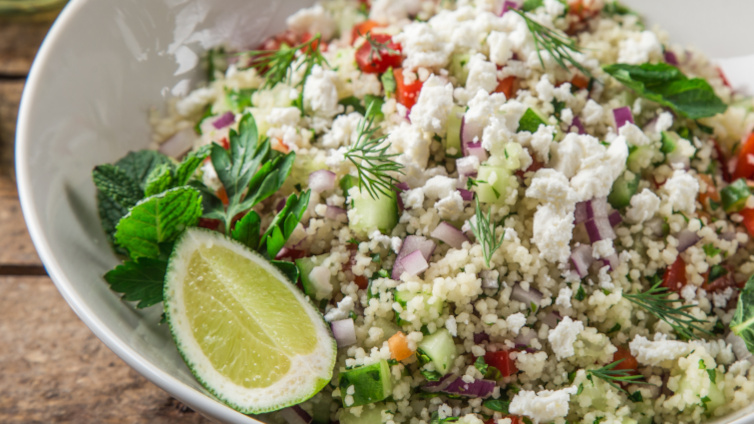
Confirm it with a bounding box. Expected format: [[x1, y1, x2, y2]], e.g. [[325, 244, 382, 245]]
[[0, 12, 212, 424]]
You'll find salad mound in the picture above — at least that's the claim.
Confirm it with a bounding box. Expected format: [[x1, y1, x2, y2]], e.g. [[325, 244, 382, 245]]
[[93, 0, 754, 423]]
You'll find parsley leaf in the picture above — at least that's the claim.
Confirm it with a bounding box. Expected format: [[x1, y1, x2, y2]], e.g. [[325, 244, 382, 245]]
[[230, 211, 261, 250], [602, 63, 727, 119], [474, 356, 489, 374], [114, 187, 203, 259], [259, 190, 311, 259], [730, 274, 754, 354], [482, 398, 510, 413], [104, 258, 168, 308]]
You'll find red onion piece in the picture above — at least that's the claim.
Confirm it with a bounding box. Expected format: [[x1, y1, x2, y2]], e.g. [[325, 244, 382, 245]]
[[212, 111, 235, 129], [309, 170, 336, 193], [574, 201, 588, 224], [325, 205, 348, 222], [602, 253, 620, 271], [443, 377, 496, 398], [500, 0, 518, 15], [473, 332, 490, 344], [513, 328, 537, 346], [613, 106, 634, 129], [158, 128, 196, 158], [392, 236, 436, 279], [400, 250, 429, 276], [541, 311, 562, 329], [331, 318, 357, 348], [587, 197, 610, 219], [585, 216, 616, 242], [570, 244, 594, 278], [664, 50, 679, 66], [430, 222, 469, 249], [279, 405, 313, 424], [461, 116, 488, 161], [458, 189, 474, 202], [422, 373, 455, 392], [608, 210, 623, 227], [676, 230, 701, 252], [571, 116, 585, 135], [394, 181, 410, 191], [465, 143, 488, 163], [511, 283, 543, 307]]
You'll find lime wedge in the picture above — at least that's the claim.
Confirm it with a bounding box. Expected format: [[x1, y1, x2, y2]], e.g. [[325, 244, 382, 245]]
[[164, 228, 336, 413]]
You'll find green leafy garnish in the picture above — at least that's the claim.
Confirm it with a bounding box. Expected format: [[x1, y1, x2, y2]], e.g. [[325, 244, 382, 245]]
[[344, 103, 404, 199], [586, 359, 649, 393], [720, 178, 751, 213], [474, 356, 489, 374], [483, 398, 510, 413], [512, 10, 593, 79], [381, 68, 397, 97], [470, 198, 504, 268], [602, 63, 727, 119], [623, 280, 712, 340], [114, 187, 203, 260], [243, 33, 327, 89], [103, 258, 168, 308], [730, 274, 754, 354], [259, 190, 311, 259], [702, 243, 721, 258]]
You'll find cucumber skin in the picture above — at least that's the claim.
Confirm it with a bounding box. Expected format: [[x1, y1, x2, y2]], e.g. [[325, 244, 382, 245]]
[[417, 329, 457, 375], [348, 189, 399, 236], [517, 108, 548, 133], [608, 173, 639, 209], [444, 105, 465, 158], [338, 360, 393, 407], [475, 165, 511, 204], [295, 255, 325, 300]]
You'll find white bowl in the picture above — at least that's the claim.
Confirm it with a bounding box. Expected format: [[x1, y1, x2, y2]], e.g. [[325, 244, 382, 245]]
[[15, 0, 754, 423]]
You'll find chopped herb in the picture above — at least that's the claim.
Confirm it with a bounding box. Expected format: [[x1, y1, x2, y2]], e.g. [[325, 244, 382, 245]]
[[474, 356, 489, 374], [381, 67, 397, 96], [628, 390, 644, 402], [470, 198, 505, 268], [242, 33, 327, 89], [708, 265, 728, 282], [607, 323, 622, 333], [430, 412, 460, 424], [720, 178, 751, 213], [482, 398, 510, 413], [702, 243, 721, 258], [730, 274, 754, 355], [575, 284, 586, 301], [420, 369, 442, 381], [623, 280, 712, 340], [586, 359, 649, 393]]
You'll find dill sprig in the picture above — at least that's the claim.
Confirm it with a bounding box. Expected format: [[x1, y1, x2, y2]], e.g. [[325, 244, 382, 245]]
[[511, 10, 593, 79], [242, 33, 327, 89], [344, 103, 404, 199], [470, 198, 504, 268], [586, 359, 649, 393], [623, 280, 712, 340], [363, 31, 399, 63]]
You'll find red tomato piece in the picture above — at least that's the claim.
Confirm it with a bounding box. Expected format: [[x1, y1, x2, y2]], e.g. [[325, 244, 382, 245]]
[[484, 350, 518, 377], [740, 208, 754, 238], [733, 132, 754, 181], [355, 33, 402, 74], [393, 68, 423, 111], [484, 417, 523, 424], [571, 73, 590, 90], [661, 256, 687, 293], [612, 346, 639, 373], [354, 275, 369, 290], [351, 19, 382, 45], [494, 76, 516, 99]]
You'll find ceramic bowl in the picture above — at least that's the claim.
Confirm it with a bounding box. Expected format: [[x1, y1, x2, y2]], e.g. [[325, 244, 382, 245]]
[[15, 0, 754, 423]]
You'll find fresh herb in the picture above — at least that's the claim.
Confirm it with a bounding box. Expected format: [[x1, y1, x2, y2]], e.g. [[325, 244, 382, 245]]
[[703, 243, 721, 258], [363, 32, 399, 63], [729, 274, 754, 354], [470, 198, 504, 268], [420, 369, 442, 381], [575, 284, 586, 301], [628, 390, 644, 402], [720, 178, 751, 213], [258, 190, 311, 259], [103, 258, 168, 308], [607, 323, 622, 333], [586, 359, 649, 392], [708, 265, 728, 283], [430, 412, 460, 424], [225, 87, 256, 113], [381, 67, 397, 96], [474, 356, 489, 374], [623, 280, 712, 340], [512, 10, 593, 79], [243, 33, 327, 89], [699, 359, 717, 384], [344, 103, 404, 199], [602, 63, 727, 119], [482, 398, 510, 413]]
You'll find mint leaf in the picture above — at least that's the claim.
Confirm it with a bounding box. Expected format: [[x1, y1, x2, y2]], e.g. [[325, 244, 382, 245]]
[[96, 190, 129, 255], [144, 163, 175, 197], [730, 274, 754, 354], [260, 190, 311, 259], [231, 210, 261, 249], [114, 150, 172, 191], [602, 63, 727, 119], [175, 144, 211, 186], [93, 164, 143, 209], [104, 258, 168, 308], [115, 187, 203, 259]]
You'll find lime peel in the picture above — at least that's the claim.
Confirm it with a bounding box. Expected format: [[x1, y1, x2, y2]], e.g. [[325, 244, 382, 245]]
[[164, 228, 336, 413]]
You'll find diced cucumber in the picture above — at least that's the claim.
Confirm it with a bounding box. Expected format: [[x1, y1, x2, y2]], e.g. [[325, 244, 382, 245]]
[[660, 131, 678, 154], [449, 53, 471, 86], [608, 172, 639, 209], [394, 290, 445, 325], [295, 255, 331, 300], [338, 360, 393, 407], [474, 164, 512, 204], [417, 328, 457, 375], [339, 404, 385, 424], [517, 108, 549, 133], [703, 371, 725, 412], [444, 105, 465, 158], [348, 188, 399, 237], [626, 145, 655, 173], [340, 175, 358, 195], [721, 178, 751, 213]]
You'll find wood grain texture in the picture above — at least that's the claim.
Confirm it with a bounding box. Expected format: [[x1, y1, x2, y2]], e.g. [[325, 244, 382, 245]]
[[0, 276, 213, 424], [0, 17, 52, 75]]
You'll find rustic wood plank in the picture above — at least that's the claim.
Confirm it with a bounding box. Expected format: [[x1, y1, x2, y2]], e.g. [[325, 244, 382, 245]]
[[0, 81, 24, 183], [0, 191, 41, 267], [0, 16, 54, 76], [0, 276, 213, 424]]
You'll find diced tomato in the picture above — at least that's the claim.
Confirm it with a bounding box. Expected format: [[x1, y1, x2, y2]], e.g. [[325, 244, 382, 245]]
[[612, 346, 639, 373], [484, 350, 518, 377], [219, 136, 229, 150], [351, 19, 382, 44], [355, 33, 402, 74], [354, 275, 369, 290], [567, 0, 601, 18], [394, 68, 423, 110], [484, 417, 523, 424], [733, 132, 754, 181], [388, 331, 414, 361], [740, 208, 754, 238], [216, 187, 229, 206], [275, 248, 308, 261], [257, 30, 299, 52], [661, 256, 687, 293], [571, 73, 590, 90], [697, 174, 721, 210], [702, 266, 737, 293], [494, 76, 516, 99], [515, 158, 545, 179], [198, 218, 222, 231]]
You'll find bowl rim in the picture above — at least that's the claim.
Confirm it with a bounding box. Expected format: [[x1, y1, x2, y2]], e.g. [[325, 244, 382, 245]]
[[14, 0, 260, 422]]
